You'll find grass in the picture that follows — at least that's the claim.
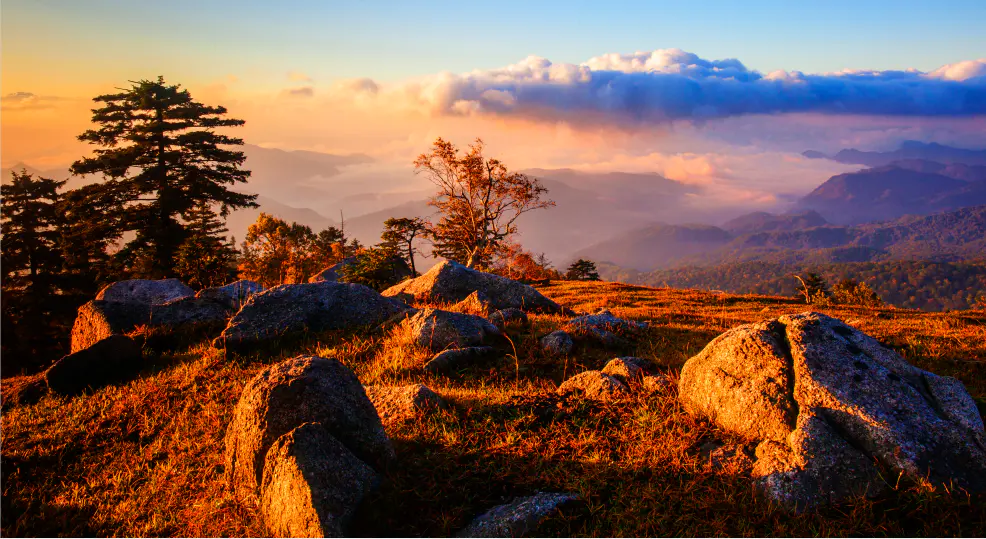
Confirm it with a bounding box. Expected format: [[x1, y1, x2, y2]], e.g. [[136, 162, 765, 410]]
[[2, 281, 985, 536]]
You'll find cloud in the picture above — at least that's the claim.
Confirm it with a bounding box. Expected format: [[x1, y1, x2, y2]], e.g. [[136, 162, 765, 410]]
[[333, 49, 986, 124], [288, 71, 313, 82], [284, 86, 314, 98], [1, 91, 65, 111]]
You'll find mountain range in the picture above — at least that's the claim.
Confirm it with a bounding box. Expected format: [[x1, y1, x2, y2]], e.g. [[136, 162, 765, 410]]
[[803, 140, 986, 167]]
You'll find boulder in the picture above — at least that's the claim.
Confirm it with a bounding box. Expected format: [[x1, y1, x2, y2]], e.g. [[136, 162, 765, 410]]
[[382, 260, 563, 314], [214, 281, 414, 352], [488, 308, 528, 331], [456, 492, 580, 538], [540, 330, 574, 356], [451, 291, 493, 316], [561, 309, 647, 347], [364, 384, 448, 425], [45, 335, 143, 395], [260, 422, 379, 537], [556, 371, 630, 402], [601, 357, 652, 384], [70, 297, 230, 353], [679, 311, 986, 510], [196, 280, 263, 308], [224, 355, 394, 506], [95, 278, 194, 304], [424, 346, 498, 375], [309, 258, 357, 283], [403, 308, 500, 352]]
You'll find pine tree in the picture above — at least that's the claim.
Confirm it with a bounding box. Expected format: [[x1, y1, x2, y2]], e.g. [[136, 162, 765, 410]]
[[174, 202, 239, 288], [380, 217, 427, 275], [566, 258, 601, 281], [58, 182, 126, 300], [70, 77, 257, 278]]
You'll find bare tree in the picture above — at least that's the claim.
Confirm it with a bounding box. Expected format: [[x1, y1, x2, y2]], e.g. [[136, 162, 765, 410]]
[[414, 138, 554, 268]]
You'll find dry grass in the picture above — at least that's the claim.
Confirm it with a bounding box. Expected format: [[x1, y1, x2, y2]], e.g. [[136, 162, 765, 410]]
[[3, 281, 985, 536]]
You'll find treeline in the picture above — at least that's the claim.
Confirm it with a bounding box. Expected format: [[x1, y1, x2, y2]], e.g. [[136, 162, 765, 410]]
[[626, 260, 986, 311]]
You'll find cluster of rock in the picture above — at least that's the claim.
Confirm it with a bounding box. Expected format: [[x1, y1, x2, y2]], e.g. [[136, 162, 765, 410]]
[[541, 309, 649, 356], [678, 312, 986, 510], [557, 357, 672, 402], [224, 355, 394, 536]]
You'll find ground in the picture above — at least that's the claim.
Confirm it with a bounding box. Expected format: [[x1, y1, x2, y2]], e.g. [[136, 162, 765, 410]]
[[2, 281, 985, 537]]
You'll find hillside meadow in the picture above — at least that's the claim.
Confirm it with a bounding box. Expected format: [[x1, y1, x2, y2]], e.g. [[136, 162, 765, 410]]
[[2, 281, 985, 537]]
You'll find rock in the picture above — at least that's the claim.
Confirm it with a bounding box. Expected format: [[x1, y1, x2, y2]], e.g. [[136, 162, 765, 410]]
[[540, 330, 574, 356], [452, 290, 493, 316], [45, 335, 143, 395], [556, 371, 630, 402], [309, 258, 357, 283], [1, 374, 48, 409], [260, 422, 379, 537], [601, 357, 651, 384], [641, 375, 673, 395], [95, 278, 194, 304], [70, 297, 231, 353], [383, 260, 564, 314], [224, 355, 394, 506], [679, 311, 986, 510], [424, 346, 498, 375], [561, 309, 647, 347], [403, 308, 500, 352], [214, 281, 414, 352], [488, 308, 528, 331], [196, 280, 263, 308], [364, 384, 448, 425], [456, 492, 580, 538]]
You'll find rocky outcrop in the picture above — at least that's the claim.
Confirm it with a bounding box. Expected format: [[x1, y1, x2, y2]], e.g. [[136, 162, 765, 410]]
[[195, 280, 263, 308], [259, 422, 379, 537], [45, 335, 143, 395], [364, 384, 448, 425], [456, 492, 580, 538], [70, 297, 231, 353], [214, 281, 414, 352], [679, 311, 986, 510], [556, 371, 630, 402], [403, 308, 500, 352], [540, 331, 574, 356], [95, 278, 194, 304], [224, 356, 393, 534], [383, 260, 563, 313], [424, 346, 498, 375], [561, 309, 647, 347], [488, 308, 528, 331]]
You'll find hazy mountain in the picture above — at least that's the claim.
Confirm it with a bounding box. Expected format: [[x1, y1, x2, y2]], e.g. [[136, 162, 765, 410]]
[[572, 223, 734, 271], [796, 163, 986, 224], [723, 210, 828, 235], [803, 141, 986, 167]]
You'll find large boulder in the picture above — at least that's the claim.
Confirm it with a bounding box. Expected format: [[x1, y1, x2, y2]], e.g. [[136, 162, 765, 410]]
[[382, 260, 563, 313], [45, 335, 143, 395], [260, 422, 379, 537], [679, 311, 986, 510], [95, 278, 194, 304], [196, 280, 263, 308], [224, 356, 394, 508], [403, 308, 501, 352], [70, 297, 231, 353], [364, 384, 448, 425], [214, 281, 414, 352], [456, 492, 580, 538]]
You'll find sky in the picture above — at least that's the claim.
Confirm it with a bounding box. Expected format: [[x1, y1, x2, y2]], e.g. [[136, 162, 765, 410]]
[[2, 0, 985, 211]]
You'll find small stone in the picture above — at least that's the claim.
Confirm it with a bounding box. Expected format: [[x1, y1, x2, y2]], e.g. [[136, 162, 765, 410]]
[[364, 384, 448, 425], [456, 492, 580, 538], [601, 357, 651, 383], [641, 375, 673, 394], [488, 308, 528, 331], [556, 371, 630, 402], [540, 330, 574, 356], [424, 346, 498, 375]]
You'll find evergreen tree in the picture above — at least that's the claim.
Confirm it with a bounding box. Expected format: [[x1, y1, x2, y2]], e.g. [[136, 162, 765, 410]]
[[174, 202, 239, 288], [1, 170, 67, 361], [70, 77, 257, 278], [312, 226, 346, 267], [57, 182, 125, 299], [380, 217, 427, 275], [566, 258, 601, 281], [794, 271, 830, 304]]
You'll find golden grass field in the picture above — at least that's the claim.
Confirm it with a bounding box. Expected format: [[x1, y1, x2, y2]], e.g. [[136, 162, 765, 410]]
[[2, 281, 985, 537]]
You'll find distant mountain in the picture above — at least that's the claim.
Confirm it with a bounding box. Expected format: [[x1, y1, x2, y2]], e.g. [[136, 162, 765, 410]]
[[796, 163, 986, 224], [572, 223, 734, 271], [723, 210, 828, 235], [803, 141, 986, 167]]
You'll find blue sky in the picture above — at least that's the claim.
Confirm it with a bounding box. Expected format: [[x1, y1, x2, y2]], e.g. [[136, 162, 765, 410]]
[[3, 0, 985, 93]]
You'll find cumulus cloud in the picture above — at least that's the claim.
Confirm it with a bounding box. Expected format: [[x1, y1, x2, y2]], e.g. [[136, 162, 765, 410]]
[[1, 91, 64, 111], [334, 49, 986, 124]]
